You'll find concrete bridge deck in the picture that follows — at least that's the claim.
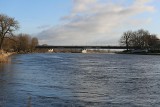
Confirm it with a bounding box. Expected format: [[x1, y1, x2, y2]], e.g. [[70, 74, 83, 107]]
[[36, 45, 139, 50]]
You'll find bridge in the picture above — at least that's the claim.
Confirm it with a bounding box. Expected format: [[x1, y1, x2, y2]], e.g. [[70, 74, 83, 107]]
[[36, 45, 139, 50]]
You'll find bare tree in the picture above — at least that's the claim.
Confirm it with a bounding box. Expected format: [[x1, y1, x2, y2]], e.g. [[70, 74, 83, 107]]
[[0, 14, 19, 50], [120, 29, 159, 52], [133, 29, 158, 49], [120, 31, 133, 51], [16, 34, 31, 52], [31, 37, 39, 52], [2, 37, 16, 52], [136, 29, 150, 48], [14, 34, 39, 53]]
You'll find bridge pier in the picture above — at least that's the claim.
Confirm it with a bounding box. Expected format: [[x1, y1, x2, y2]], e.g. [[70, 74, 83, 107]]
[[48, 49, 54, 52], [82, 49, 87, 53]]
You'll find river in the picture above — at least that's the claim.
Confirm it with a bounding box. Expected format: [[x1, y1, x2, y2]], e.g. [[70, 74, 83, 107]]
[[0, 53, 160, 107]]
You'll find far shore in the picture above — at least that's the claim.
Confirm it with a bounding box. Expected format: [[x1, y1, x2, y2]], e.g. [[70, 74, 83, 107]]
[[116, 51, 160, 55]]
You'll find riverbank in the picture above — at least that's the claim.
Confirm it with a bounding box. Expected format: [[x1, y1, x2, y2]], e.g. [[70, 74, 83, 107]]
[[117, 51, 160, 55], [0, 54, 8, 63], [0, 52, 14, 63]]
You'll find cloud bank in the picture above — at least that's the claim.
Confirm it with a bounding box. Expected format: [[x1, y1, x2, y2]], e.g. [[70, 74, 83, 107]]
[[38, 0, 155, 45]]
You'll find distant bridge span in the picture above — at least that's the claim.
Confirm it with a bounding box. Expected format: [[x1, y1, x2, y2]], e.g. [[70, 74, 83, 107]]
[[36, 45, 139, 50]]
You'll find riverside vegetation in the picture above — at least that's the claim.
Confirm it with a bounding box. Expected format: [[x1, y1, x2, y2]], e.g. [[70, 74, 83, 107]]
[[119, 29, 160, 53], [0, 14, 39, 63], [0, 53, 8, 63]]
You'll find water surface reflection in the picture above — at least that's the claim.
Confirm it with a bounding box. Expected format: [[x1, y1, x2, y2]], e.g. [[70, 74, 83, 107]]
[[0, 53, 160, 107]]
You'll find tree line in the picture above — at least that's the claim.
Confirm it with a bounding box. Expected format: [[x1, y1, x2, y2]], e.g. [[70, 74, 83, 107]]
[[0, 14, 39, 53], [2, 34, 38, 53], [120, 29, 159, 52]]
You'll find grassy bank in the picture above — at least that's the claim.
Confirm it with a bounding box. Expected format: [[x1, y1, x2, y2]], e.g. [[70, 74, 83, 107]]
[[0, 54, 8, 63], [0, 53, 14, 63]]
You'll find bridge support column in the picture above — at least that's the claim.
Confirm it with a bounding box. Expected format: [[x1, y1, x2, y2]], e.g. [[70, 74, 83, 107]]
[[48, 49, 54, 52], [82, 49, 87, 53]]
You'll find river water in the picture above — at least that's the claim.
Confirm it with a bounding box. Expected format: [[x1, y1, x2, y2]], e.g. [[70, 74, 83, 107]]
[[0, 53, 160, 107]]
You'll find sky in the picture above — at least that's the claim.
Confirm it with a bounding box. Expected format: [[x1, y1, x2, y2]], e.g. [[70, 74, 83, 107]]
[[0, 0, 160, 45]]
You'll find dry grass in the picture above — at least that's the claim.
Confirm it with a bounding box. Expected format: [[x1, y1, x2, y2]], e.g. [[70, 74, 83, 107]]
[[0, 49, 14, 63], [0, 54, 8, 63]]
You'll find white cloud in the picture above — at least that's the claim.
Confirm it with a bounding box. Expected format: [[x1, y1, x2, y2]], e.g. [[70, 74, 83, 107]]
[[37, 0, 155, 45], [72, 0, 97, 13]]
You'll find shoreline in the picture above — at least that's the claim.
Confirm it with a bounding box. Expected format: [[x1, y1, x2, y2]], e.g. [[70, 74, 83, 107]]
[[116, 52, 160, 55], [0, 52, 15, 63]]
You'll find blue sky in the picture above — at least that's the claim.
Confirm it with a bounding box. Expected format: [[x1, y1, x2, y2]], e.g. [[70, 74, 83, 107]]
[[0, 0, 160, 45], [0, 0, 72, 33]]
